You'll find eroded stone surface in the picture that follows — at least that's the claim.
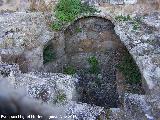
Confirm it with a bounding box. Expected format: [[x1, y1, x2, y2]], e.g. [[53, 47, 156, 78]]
[[0, 12, 53, 72], [115, 12, 160, 119], [0, 63, 104, 120], [114, 12, 160, 93]]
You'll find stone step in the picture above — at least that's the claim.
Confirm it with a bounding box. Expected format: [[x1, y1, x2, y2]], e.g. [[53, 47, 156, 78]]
[[107, 108, 127, 120], [6, 71, 77, 105], [66, 101, 104, 120], [0, 62, 21, 77], [124, 93, 154, 120]]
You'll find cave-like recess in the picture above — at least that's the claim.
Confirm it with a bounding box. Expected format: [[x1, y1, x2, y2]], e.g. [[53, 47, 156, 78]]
[[43, 16, 144, 108]]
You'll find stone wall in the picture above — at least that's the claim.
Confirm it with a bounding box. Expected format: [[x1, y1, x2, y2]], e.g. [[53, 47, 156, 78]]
[[0, 0, 159, 14], [114, 12, 160, 118], [0, 12, 53, 72]]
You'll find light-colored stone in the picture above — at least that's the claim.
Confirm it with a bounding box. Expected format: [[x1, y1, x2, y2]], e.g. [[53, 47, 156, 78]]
[[0, 12, 54, 71]]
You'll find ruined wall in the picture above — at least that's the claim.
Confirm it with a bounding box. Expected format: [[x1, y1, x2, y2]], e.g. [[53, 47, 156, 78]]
[[0, 12, 53, 72], [0, 0, 159, 14]]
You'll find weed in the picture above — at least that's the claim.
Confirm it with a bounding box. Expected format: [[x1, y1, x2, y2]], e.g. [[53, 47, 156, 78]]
[[133, 19, 141, 30], [88, 56, 100, 74], [51, 21, 63, 31], [51, 0, 99, 30], [75, 27, 82, 33], [115, 15, 141, 30], [64, 66, 76, 75], [116, 53, 142, 84], [115, 15, 132, 22], [43, 44, 55, 64], [132, 21, 141, 30], [54, 91, 66, 103]]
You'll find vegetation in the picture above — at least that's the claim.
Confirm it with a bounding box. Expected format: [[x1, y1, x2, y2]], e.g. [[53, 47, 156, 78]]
[[87, 56, 100, 75], [115, 15, 141, 30], [116, 53, 142, 84], [64, 66, 76, 75], [115, 15, 132, 22], [54, 91, 66, 103], [52, 0, 99, 30], [51, 21, 63, 31], [43, 44, 55, 64], [75, 27, 82, 33], [132, 21, 140, 30], [132, 17, 142, 30]]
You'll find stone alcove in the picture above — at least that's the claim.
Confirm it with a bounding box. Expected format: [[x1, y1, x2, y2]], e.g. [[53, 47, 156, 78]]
[[43, 16, 144, 108], [64, 16, 124, 70]]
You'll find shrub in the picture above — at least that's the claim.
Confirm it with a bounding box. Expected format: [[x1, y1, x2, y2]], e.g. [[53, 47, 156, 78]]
[[52, 0, 99, 30], [88, 56, 100, 74], [51, 21, 63, 31], [116, 53, 142, 84], [43, 44, 55, 64], [64, 66, 76, 75]]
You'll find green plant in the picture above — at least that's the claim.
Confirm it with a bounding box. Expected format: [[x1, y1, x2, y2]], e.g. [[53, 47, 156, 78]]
[[132, 21, 140, 30], [51, 21, 63, 31], [115, 15, 141, 30], [115, 15, 132, 22], [88, 56, 100, 74], [75, 27, 82, 33], [52, 0, 98, 30], [106, 109, 111, 120], [64, 66, 76, 75], [55, 92, 66, 103], [43, 44, 55, 64], [116, 53, 142, 84]]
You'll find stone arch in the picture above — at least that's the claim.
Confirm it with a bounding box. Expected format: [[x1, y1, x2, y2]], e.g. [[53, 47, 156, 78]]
[[64, 16, 125, 69], [63, 14, 115, 31], [63, 15, 144, 108]]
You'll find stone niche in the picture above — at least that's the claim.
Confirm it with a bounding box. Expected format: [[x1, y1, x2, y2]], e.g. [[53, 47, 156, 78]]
[[63, 17, 127, 108], [64, 16, 125, 70], [44, 16, 141, 108]]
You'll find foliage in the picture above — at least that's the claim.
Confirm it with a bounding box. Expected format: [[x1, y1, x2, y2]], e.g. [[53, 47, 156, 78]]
[[132, 16, 142, 30], [51, 21, 63, 31], [52, 0, 99, 30], [64, 66, 76, 75], [116, 53, 142, 84], [115, 15, 141, 30], [132, 21, 141, 30], [87, 56, 100, 74], [54, 92, 66, 103], [75, 27, 82, 33], [115, 15, 132, 22], [43, 44, 55, 64]]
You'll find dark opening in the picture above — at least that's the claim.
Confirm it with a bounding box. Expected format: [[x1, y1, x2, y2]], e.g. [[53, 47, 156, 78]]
[[64, 16, 144, 108]]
